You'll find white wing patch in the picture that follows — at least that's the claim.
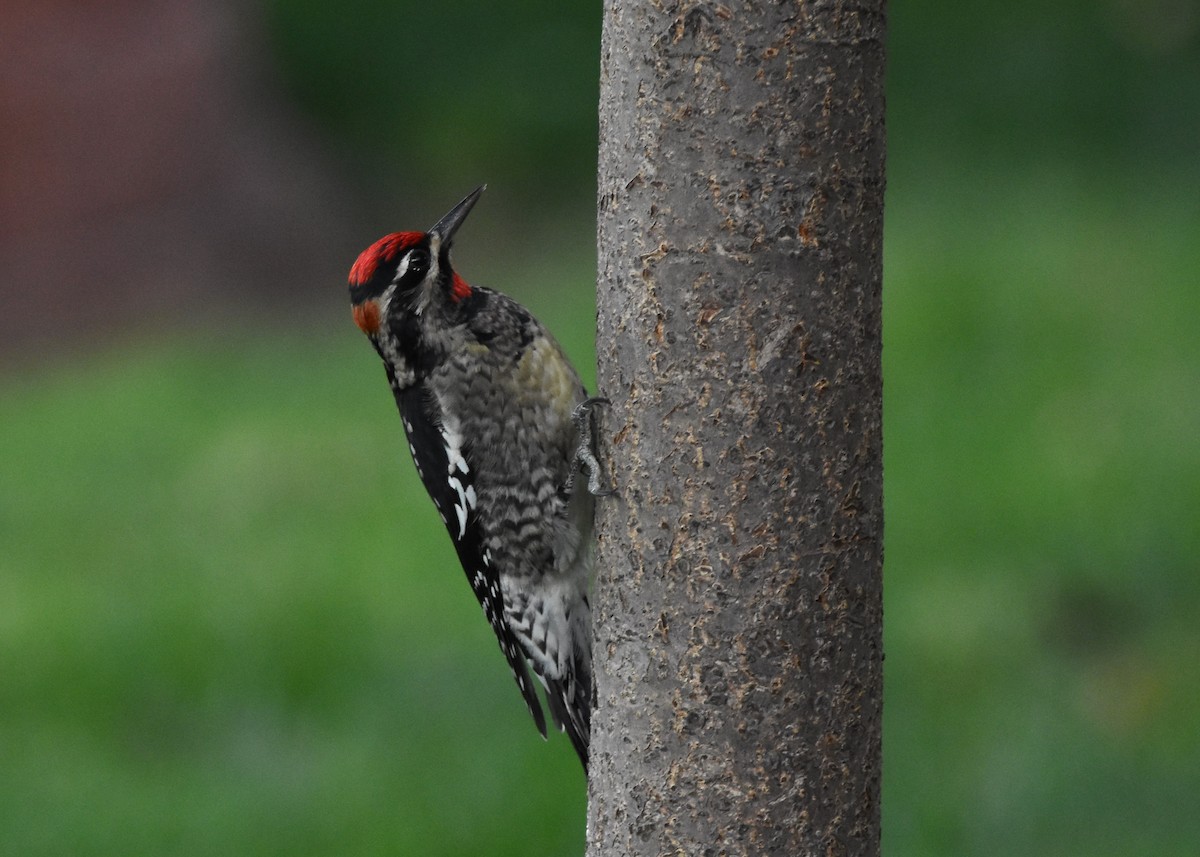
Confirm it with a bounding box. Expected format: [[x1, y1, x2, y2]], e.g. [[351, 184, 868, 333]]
[[440, 420, 476, 539], [449, 476, 468, 537], [443, 431, 470, 476]]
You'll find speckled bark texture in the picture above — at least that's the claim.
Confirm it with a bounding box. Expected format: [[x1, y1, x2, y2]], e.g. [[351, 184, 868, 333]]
[[587, 1, 885, 855]]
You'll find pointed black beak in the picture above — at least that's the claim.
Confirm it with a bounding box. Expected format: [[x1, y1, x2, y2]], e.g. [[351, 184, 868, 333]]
[[429, 185, 486, 247]]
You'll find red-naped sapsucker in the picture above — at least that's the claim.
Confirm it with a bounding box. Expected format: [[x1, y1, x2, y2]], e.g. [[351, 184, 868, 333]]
[[347, 187, 604, 769]]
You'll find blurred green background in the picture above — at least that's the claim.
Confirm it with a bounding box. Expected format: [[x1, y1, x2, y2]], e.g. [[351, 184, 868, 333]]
[[2, 1, 1197, 855]]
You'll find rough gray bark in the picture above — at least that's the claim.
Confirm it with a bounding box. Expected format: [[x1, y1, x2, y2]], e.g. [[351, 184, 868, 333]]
[[588, 1, 885, 855]]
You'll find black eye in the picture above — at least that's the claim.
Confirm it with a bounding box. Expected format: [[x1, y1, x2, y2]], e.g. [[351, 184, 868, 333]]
[[397, 248, 429, 284]]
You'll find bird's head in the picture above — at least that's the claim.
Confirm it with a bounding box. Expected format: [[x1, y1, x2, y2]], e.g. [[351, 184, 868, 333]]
[[348, 185, 485, 338]]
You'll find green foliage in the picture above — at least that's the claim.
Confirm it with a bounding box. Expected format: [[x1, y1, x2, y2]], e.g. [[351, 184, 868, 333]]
[[263, 0, 601, 200], [2, 1, 1196, 854], [4, 165, 1196, 853], [0, 327, 592, 856], [263, 0, 1200, 197], [883, 161, 1200, 855]]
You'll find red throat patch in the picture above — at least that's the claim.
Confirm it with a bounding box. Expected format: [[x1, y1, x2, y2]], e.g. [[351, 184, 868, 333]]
[[349, 232, 424, 287], [450, 272, 472, 303]]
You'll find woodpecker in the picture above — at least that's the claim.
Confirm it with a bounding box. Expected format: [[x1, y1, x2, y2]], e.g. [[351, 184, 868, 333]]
[[347, 186, 604, 770]]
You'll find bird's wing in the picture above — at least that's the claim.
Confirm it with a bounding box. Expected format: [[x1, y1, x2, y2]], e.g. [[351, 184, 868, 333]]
[[394, 384, 548, 738]]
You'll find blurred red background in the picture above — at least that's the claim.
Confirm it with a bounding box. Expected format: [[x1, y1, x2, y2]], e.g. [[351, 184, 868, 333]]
[[0, 0, 357, 356]]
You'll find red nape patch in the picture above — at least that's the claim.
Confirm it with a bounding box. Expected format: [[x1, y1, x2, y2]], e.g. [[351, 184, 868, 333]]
[[450, 272, 472, 303], [349, 232, 424, 286]]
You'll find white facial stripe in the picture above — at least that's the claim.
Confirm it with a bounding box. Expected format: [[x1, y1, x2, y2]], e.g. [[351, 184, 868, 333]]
[[412, 236, 441, 317], [394, 252, 411, 283], [375, 281, 403, 370], [379, 281, 396, 320]]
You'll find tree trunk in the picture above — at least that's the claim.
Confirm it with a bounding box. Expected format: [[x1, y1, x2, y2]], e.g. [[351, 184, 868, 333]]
[[588, 2, 886, 855]]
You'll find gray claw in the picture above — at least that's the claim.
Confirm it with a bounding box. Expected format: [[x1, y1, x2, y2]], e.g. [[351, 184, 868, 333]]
[[570, 396, 613, 497]]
